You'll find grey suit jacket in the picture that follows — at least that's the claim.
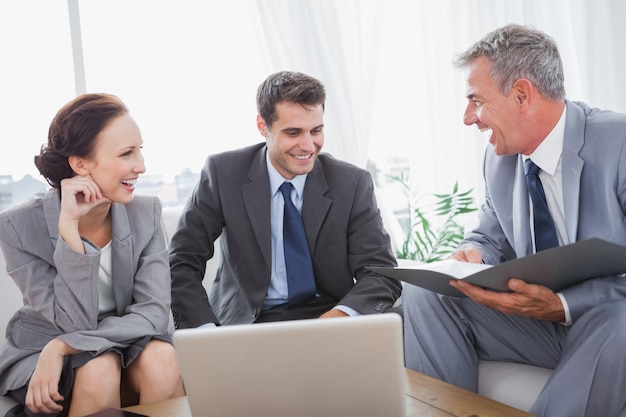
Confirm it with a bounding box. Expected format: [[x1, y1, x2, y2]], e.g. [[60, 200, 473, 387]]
[[169, 143, 401, 328], [0, 190, 171, 394], [461, 100, 626, 323]]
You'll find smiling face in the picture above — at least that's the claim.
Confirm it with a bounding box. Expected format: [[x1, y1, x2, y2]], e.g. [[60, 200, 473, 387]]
[[258, 101, 324, 179], [462, 56, 529, 156], [83, 113, 146, 204]]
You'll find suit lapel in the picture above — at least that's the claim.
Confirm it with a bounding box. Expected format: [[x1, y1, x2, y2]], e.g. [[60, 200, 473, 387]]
[[242, 148, 272, 270], [561, 100, 585, 242], [110, 203, 134, 315], [43, 189, 62, 247], [301, 162, 331, 252]]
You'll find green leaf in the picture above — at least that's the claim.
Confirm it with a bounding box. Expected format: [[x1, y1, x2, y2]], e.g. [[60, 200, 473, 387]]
[[391, 177, 478, 262]]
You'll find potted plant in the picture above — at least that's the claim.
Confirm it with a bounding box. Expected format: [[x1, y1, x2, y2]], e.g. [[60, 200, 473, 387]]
[[390, 174, 478, 263]]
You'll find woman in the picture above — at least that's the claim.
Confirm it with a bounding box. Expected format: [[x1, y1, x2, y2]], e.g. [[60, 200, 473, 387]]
[[0, 93, 185, 417]]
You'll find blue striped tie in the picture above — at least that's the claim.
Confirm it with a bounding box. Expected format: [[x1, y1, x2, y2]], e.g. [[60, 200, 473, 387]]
[[524, 159, 559, 252], [279, 182, 316, 306]]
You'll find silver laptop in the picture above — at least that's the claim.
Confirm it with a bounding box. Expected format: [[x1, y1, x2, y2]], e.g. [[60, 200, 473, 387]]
[[173, 314, 407, 417]]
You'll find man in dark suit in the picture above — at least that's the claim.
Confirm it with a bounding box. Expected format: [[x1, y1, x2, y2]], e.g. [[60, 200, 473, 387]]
[[402, 24, 626, 417], [169, 71, 401, 328]]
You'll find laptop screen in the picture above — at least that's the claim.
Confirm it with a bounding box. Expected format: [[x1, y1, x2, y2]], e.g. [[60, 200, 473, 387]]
[[173, 314, 406, 417]]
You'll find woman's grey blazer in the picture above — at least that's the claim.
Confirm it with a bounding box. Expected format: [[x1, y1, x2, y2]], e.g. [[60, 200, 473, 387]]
[[0, 189, 171, 394]]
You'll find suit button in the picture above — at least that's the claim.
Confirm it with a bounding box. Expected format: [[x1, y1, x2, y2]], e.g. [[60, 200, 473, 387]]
[[252, 309, 258, 318], [374, 301, 384, 312]]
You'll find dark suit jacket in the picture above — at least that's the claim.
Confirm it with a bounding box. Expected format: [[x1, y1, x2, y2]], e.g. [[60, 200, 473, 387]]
[[0, 190, 171, 394], [169, 143, 401, 328], [461, 100, 626, 323]]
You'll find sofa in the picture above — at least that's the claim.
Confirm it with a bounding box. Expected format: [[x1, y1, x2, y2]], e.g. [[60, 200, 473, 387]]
[[1, 205, 624, 416]]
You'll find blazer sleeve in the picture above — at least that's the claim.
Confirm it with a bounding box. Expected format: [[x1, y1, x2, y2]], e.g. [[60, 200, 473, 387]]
[[169, 156, 223, 328], [325, 170, 402, 313], [0, 211, 102, 335]]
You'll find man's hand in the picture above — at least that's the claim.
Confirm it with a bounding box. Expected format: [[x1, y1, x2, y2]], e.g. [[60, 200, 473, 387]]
[[450, 246, 483, 263], [319, 308, 349, 319], [450, 278, 566, 322]]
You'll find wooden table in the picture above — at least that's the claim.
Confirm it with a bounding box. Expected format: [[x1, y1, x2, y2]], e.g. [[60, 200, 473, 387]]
[[123, 368, 534, 417]]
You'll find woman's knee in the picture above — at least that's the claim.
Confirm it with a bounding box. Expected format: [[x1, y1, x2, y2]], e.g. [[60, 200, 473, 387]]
[[129, 340, 181, 384], [127, 340, 184, 400], [73, 352, 122, 398]]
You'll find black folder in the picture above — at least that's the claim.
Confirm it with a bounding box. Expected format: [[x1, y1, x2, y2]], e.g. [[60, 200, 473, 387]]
[[367, 238, 626, 297]]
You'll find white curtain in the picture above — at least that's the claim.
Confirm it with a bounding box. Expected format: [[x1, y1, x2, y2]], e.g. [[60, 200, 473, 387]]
[[4, 0, 625, 244], [250, 0, 626, 247], [251, 0, 382, 168]]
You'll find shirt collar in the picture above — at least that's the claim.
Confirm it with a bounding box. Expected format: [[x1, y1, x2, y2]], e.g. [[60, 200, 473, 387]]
[[524, 105, 567, 175], [266, 149, 308, 197]]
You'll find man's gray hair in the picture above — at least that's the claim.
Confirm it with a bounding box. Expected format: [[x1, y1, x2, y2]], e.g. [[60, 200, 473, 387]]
[[453, 24, 566, 101]]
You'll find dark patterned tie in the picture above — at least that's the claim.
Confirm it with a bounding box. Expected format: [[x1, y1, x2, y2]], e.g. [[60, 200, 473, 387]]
[[279, 182, 316, 306], [524, 159, 559, 252]]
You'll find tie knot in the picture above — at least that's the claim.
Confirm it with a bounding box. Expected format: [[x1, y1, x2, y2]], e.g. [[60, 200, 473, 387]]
[[524, 159, 540, 176], [279, 181, 293, 200]]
